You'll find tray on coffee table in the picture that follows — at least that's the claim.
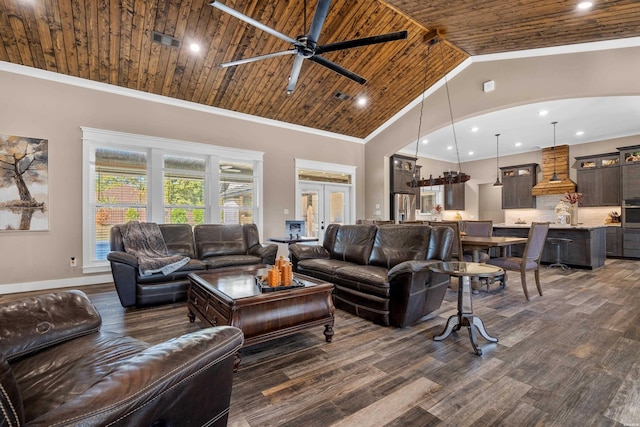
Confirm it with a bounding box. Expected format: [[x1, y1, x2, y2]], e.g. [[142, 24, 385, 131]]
[[255, 276, 305, 292]]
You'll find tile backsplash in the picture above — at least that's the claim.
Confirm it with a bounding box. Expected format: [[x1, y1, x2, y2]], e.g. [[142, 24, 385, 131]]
[[503, 195, 620, 226]]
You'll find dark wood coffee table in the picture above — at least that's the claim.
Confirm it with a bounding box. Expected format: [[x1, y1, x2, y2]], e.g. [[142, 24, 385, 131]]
[[187, 265, 335, 368]]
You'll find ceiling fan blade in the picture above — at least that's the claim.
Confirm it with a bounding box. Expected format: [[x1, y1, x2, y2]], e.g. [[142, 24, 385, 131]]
[[307, 0, 332, 48], [286, 56, 305, 94], [309, 55, 366, 85], [219, 50, 296, 68], [210, 1, 298, 45], [315, 30, 408, 54]]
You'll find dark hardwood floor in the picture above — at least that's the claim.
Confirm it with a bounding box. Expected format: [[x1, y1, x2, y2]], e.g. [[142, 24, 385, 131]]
[[3, 258, 640, 426]]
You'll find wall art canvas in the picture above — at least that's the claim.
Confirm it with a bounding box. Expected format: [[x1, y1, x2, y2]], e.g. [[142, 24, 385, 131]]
[[0, 133, 48, 231]]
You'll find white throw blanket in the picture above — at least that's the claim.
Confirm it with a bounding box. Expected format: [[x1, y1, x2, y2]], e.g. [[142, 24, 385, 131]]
[[121, 221, 190, 277]]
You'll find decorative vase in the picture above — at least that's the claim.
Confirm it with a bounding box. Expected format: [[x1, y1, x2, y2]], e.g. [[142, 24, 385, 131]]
[[570, 204, 578, 226]]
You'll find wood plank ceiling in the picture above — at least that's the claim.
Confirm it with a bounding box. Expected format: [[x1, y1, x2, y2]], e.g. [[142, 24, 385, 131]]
[[1, 0, 639, 139]]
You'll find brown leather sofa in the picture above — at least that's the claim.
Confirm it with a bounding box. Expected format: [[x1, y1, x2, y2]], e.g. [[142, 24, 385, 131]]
[[0, 290, 243, 427], [108, 223, 277, 307], [288, 224, 454, 327]]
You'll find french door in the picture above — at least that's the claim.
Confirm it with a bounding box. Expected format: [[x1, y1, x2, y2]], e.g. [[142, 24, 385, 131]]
[[299, 183, 350, 244]]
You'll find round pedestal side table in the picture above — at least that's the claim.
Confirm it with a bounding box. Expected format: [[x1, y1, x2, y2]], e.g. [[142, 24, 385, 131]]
[[429, 262, 504, 356]]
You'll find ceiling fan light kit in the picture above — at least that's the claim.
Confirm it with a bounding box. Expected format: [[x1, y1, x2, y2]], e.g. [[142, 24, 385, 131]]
[[209, 0, 408, 93]]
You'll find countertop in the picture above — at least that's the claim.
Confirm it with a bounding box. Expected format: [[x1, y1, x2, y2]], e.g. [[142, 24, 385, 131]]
[[493, 223, 608, 231]]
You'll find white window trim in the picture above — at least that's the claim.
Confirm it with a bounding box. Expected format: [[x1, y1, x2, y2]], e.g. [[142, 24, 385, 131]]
[[82, 127, 264, 273], [294, 159, 356, 224]]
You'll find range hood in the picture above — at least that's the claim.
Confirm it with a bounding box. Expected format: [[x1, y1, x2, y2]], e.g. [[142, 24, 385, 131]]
[[531, 144, 577, 196]]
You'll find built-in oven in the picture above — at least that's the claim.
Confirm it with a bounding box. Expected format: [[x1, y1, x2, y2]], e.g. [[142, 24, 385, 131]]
[[622, 199, 640, 228]]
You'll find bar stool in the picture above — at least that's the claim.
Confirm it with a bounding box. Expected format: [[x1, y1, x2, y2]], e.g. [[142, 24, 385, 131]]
[[547, 237, 572, 270]]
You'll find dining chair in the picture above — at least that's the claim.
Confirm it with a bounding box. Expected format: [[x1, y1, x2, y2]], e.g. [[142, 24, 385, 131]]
[[431, 221, 464, 291], [432, 220, 463, 262], [486, 222, 550, 300], [461, 220, 493, 263]]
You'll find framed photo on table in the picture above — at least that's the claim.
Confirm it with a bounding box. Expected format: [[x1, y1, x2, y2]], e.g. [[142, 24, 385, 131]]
[[285, 220, 305, 238]]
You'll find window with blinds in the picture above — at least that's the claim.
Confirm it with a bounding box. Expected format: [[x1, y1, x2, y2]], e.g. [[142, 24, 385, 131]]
[[83, 128, 263, 271], [163, 154, 206, 224]]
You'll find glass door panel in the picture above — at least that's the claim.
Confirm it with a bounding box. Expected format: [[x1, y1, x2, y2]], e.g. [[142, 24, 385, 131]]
[[299, 183, 349, 244], [301, 187, 319, 238], [327, 186, 347, 225]]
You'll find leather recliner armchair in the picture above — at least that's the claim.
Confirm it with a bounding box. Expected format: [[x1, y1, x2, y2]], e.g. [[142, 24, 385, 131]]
[[0, 290, 243, 426]]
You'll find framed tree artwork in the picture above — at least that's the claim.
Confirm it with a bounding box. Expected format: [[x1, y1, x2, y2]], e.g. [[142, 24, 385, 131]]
[[0, 133, 49, 231]]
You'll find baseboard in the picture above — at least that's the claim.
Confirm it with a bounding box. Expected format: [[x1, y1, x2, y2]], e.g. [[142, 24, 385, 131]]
[[0, 274, 113, 295]]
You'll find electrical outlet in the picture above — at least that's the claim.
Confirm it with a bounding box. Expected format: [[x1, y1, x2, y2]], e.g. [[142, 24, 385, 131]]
[[70, 257, 77, 267]]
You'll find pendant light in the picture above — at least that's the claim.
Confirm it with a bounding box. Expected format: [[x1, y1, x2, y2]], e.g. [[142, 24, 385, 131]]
[[410, 37, 434, 188], [493, 133, 503, 187], [439, 35, 465, 184], [550, 121, 562, 183], [410, 32, 470, 187]]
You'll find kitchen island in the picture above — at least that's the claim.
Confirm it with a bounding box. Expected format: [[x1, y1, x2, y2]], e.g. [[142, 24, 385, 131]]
[[493, 224, 606, 270]]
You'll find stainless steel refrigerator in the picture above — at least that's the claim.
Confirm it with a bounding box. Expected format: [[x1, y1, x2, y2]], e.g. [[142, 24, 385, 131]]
[[393, 193, 416, 223]]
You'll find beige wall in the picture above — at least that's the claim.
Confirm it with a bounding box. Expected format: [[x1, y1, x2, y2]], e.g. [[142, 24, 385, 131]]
[[0, 68, 365, 290], [367, 46, 640, 220]]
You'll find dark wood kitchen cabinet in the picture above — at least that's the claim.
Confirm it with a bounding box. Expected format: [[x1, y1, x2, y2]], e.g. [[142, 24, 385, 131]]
[[500, 163, 537, 209], [390, 154, 421, 209], [619, 145, 640, 200], [606, 226, 623, 257], [623, 229, 640, 258], [576, 153, 620, 207], [390, 155, 418, 193], [494, 226, 606, 269]]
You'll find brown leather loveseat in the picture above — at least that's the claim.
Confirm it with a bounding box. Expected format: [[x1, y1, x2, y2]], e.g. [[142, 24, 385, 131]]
[[108, 223, 278, 307], [0, 290, 243, 426], [288, 224, 454, 327]]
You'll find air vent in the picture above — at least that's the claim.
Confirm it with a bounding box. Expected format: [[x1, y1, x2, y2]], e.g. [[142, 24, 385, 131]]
[[333, 91, 350, 101], [152, 31, 181, 48]]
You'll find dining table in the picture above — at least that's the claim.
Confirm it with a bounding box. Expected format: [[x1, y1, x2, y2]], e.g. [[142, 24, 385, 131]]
[[460, 235, 528, 290], [461, 235, 529, 263]]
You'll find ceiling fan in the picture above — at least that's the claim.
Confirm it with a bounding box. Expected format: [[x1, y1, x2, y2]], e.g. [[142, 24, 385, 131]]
[[210, 0, 408, 94]]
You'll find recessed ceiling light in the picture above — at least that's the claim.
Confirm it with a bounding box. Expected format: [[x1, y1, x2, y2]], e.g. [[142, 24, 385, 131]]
[[446, 146, 453, 150], [356, 97, 367, 107], [471, 127, 479, 132], [190, 43, 200, 52], [468, 151, 474, 155], [421, 139, 428, 144], [539, 110, 549, 116], [577, 2, 593, 10], [515, 142, 522, 147], [576, 131, 585, 136]]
